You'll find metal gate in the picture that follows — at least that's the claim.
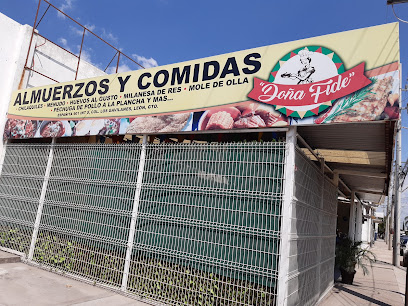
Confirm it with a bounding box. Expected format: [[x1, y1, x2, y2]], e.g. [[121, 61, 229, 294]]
[[0, 141, 286, 305]]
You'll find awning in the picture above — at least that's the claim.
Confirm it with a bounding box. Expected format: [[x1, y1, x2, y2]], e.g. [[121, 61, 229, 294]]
[[297, 121, 395, 204]]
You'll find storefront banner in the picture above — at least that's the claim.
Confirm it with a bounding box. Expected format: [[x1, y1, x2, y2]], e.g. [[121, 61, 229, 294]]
[[4, 23, 400, 139]]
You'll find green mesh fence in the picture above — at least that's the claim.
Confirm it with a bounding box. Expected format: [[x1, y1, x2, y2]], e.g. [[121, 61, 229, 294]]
[[129, 142, 285, 304]]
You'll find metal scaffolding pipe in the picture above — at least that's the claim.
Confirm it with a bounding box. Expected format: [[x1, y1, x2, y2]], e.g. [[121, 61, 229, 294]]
[[393, 120, 402, 266]]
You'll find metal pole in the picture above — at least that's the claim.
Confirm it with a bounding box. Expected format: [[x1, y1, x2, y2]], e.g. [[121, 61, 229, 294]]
[[405, 266, 408, 306], [75, 28, 86, 80], [357, 200, 363, 241], [349, 191, 356, 241], [0, 140, 8, 177], [24, 0, 41, 70], [386, 187, 390, 244], [116, 52, 121, 73], [28, 138, 55, 260], [389, 163, 395, 250], [121, 134, 148, 291], [390, 203, 394, 251], [19, 0, 42, 89], [104, 51, 119, 72], [35, 3, 51, 28], [393, 120, 402, 266], [41, 0, 144, 69]]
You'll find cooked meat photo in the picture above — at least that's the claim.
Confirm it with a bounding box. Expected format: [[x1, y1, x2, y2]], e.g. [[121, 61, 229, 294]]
[[200, 102, 288, 130], [99, 119, 120, 135], [206, 111, 235, 130], [4, 119, 38, 139], [40, 121, 65, 137], [315, 76, 397, 124], [233, 115, 266, 129], [126, 113, 190, 134]]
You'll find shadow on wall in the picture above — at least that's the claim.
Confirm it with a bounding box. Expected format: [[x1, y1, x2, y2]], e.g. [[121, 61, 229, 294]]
[[25, 35, 106, 88]]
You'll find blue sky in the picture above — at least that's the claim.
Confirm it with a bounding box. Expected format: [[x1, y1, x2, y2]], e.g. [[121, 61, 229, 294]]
[[1, 0, 407, 213]]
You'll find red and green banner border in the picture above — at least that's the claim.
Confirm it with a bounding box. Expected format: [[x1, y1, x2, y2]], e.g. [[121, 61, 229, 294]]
[[268, 46, 345, 118]]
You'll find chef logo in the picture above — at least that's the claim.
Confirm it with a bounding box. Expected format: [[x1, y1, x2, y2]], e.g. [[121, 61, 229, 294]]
[[248, 46, 371, 118], [280, 49, 316, 84]]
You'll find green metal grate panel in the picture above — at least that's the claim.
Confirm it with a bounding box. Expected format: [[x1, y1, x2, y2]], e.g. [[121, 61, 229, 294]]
[[33, 144, 141, 287], [0, 144, 50, 254], [128, 142, 286, 305]]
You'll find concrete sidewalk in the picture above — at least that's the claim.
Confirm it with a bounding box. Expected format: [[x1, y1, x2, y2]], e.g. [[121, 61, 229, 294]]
[[1, 242, 405, 306], [0, 251, 149, 306], [320, 239, 406, 306]]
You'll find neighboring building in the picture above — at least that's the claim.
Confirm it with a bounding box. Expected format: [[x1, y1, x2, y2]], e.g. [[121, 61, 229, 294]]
[[337, 197, 376, 246], [0, 11, 105, 150], [374, 211, 385, 239]]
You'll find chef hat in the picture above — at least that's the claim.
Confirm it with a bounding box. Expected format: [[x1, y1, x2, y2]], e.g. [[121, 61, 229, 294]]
[[298, 49, 311, 59]]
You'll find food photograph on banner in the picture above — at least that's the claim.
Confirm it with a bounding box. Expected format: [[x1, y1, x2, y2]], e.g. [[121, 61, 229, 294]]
[[4, 23, 400, 140]]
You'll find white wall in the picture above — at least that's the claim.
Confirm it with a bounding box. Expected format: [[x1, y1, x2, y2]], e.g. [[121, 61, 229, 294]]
[[362, 218, 370, 245], [24, 35, 106, 88], [361, 206, 374, 246], [355, 201, 363, 242], [0, 13, 34, 150]]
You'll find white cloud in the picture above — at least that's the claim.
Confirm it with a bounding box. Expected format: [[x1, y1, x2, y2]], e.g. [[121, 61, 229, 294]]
[[76, 47, 105, 71], [59, 37, 68, 46], [85, 24, 96, 32], [132, 54, 158, 69], [69, 23, 96, 37], [79, 49, 93, 64], [69, 25, 84, 36], [58, 37, 73, 53], [57, 0, 75, 18], [101, 28, 118, 44], [106, 64, 132, 74], [60, 0, 74, 11]]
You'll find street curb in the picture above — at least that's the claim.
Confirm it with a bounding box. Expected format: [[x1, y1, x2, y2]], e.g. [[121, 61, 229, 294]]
[[0, 253, 21, 264]]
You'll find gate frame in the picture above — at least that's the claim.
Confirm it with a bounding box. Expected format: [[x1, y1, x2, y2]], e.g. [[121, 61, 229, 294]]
[[276, 126, 296, 306], [28, 138, 55, 260], [121, 135, 147, 291]]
